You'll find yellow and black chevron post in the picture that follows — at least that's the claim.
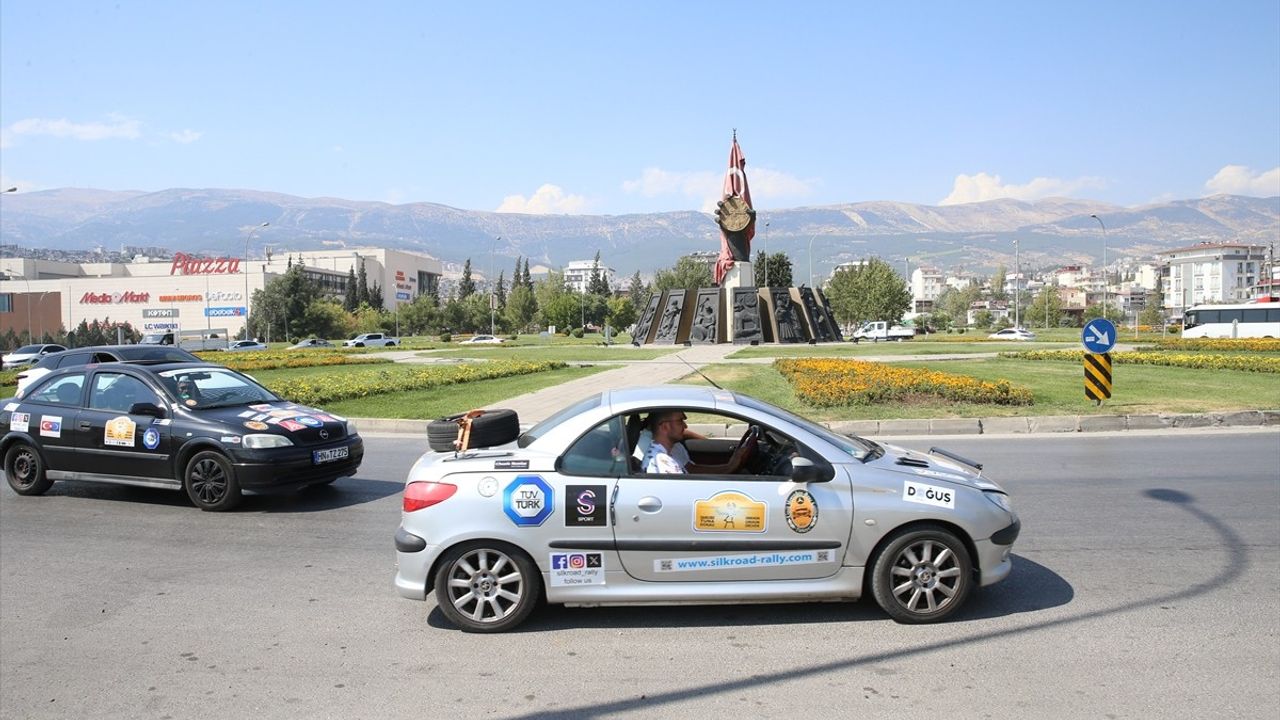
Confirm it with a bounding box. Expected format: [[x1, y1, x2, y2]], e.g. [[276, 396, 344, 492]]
[[1084, 352, 1112, 403]]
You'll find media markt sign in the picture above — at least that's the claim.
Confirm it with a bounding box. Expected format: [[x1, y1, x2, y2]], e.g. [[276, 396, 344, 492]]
[[503, 475, 554, 527]]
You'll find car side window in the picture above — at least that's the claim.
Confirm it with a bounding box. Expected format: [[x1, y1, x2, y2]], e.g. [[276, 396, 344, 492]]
[[560, 416, 628, 477], [90, 373, 157, 413], [56, 353, 92, 369], [27, 373, 87, 407]]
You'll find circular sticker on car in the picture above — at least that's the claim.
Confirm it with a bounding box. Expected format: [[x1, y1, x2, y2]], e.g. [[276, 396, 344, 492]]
[[243, 421, 269, 431], [142, 427, 160, 450], [785, 489, 818, 533], [478, 477, 499, 498], [296, 416, 323, 428]]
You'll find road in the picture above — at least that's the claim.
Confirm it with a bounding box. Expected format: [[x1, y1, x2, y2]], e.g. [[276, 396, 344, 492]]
[[2, 430, 1277, 719]]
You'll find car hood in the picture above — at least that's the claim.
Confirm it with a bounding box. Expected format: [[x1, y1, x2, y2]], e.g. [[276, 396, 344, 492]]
[[868, 442, 1007, 493], [194, 401, 352, 446]]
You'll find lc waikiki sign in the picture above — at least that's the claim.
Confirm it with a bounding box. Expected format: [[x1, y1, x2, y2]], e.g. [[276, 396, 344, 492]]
[[170, 252, 242, 275]]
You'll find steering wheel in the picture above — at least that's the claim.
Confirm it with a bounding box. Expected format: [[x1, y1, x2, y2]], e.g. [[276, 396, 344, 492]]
[[733, 425, 762, 469]]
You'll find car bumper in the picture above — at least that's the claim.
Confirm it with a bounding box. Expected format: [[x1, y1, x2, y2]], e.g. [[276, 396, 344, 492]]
[[394, 528, 444, 600], [975, 517, 1020, 587], [229, 436, 364, 490]]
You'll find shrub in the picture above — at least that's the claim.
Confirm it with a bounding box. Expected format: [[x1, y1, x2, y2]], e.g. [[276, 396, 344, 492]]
[[268, 360, 566, 406], [572, 328, 584, 338], [1000, 349, 1280, 373], [439, 333, 451, 343]]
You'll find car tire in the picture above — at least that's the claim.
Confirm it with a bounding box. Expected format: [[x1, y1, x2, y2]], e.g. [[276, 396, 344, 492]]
[[427, 409, 519, 452], [182, 450, 242, 511], [432, 542, 541, 633], [5, 442, 53, 496], [870, 525, 973, 624]]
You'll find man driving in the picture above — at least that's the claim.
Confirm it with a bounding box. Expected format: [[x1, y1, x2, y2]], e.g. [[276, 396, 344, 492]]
[[641, 410, 753, 475]]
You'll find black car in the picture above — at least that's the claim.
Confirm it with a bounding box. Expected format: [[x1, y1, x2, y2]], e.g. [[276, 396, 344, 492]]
[[14, 344, 203, 396], [1, 361, 363, 511]]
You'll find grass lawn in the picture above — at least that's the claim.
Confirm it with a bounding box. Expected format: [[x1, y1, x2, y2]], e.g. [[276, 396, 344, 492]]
[[676, 359, 1280, 422], [418, 346, 677, 361], [322, 365, 607, 419], [727, 341, 1079, 359]]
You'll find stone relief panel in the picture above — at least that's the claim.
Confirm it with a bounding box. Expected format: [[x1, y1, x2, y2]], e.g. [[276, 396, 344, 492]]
[[798, 287, 836, 342], [770, 288, 806, 343], [730, 288, 763, 344], [814, 288, 844, 341], [653, 291, 686, 345], [689, 288, 722, 344], [633, 294, 662, 345]]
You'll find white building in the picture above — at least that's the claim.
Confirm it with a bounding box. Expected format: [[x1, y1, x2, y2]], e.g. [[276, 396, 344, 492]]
[[1159, 242, 1267, 315], [563, 259, 617, 294], [910, 267, 944, 313]]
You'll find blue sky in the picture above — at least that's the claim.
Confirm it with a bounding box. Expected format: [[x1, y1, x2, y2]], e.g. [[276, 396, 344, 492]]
[[2, 1, 1278, 215]]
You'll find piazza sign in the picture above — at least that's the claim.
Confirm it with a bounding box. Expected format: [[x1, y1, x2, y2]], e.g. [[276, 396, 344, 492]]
[[170, 252, 243, 275]]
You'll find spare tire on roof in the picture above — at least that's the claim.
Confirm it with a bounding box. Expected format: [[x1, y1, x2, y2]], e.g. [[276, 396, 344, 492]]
[[427, 408, 520, 452]]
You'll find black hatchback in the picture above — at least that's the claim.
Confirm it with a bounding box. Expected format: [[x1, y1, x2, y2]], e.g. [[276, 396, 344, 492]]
[[1, 362, 363, 511]]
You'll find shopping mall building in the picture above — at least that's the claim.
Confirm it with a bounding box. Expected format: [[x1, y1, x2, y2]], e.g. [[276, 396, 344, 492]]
[[0, 247, 442, 340]]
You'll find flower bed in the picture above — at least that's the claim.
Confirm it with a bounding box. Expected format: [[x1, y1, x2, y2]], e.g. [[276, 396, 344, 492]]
[[774, 358, 1033, 407], [1000, 350, 1280, 373], [194, 350, 392, 372], [1135, 338, 1280, 353], [265, 360, 566, 406]]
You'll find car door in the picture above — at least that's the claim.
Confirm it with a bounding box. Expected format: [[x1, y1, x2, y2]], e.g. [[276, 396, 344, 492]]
[[17, 372, 86, 471], [71, 369, 172, 480], [612, 413, 852, 583]]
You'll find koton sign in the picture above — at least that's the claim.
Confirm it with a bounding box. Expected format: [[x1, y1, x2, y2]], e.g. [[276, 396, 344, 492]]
[[81, 291, 151, 304], [170, 252, 242, 276]]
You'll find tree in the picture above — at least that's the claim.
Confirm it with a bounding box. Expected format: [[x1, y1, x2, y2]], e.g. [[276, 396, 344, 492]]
[[458, 259, 476, 300], [367, 281, 384, 311], [753, 250, 794, 288], [356, 260, 369, 307], [251, 262, 320, 341], [397, 294, 441, 336], [304, 299, 356, 339], [495, 270, 507, 316], [652, 256, 713, 292], [343, 267, 358, 312], [504, 285, 537, 333], [972, 309, 994, 329], [934, 284, 983, 327], [534, 269, 567, 312], [991, 265, 1007, 300], [824, 258, 911, 328], [587, 251, 610, 295], [1026, 287, 1064, 329], [540, 294, 580, 330], [1083, 303, 1126, 324], [606, 296, 637, 334]]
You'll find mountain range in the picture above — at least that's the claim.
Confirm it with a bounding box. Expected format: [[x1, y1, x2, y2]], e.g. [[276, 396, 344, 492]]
[[2, 188, 1276, 278]]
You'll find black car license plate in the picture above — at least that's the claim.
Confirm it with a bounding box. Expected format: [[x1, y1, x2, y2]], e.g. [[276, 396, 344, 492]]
[[313, 446, 349, 465]]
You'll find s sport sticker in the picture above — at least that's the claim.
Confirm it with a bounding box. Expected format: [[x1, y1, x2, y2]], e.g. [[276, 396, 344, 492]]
[[784, 489, 818, 533], [693, 490, 766, 533], [549, 552, 605, 587], [565, 485, 607, 527], [903, 480, 955, 509]]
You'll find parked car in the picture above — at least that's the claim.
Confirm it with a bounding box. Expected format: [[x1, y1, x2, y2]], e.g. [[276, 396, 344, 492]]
[[226, 340, 269, 352], [289, 338, 335, 350], [988, 328, 1038, 341], [393, 385, 1019, 632], [458, 335, 504, 345], [2, 361, 363, 511], [851, 321, 914, 342], [343, 333, 398, 348], [15, 345, 201, 396], [2, 344, 67, 370]]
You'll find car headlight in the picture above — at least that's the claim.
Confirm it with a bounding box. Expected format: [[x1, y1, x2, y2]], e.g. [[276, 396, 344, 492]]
[[242, 433, 294, 449], [345, 419, 359, 437], [984, 490, 1013, 514]]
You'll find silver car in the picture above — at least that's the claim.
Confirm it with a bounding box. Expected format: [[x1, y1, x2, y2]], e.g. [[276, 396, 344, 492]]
[[394, 386, 1019, 632]]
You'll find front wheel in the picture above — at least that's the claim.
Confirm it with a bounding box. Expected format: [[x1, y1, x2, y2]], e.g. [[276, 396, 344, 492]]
[[183, 450, 242, 511], [433, 542, 540, 633], [871, 526, 973, 623], [5, 442, 53, 495]]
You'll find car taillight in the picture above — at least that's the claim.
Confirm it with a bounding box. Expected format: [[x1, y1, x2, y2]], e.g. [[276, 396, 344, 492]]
[[403, 481, 457, 512]]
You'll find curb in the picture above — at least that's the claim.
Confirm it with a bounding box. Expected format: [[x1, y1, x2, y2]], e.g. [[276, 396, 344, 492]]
[[353, 410, 1280, 437]]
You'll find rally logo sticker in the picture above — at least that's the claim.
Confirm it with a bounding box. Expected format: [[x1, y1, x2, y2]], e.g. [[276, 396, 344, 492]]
[[4, 402, 19, 411], [564, 485, 607, 527], [143, 427, 161, 450], [39, 415, 63, 438], [244, 421, 269, 431], [249, 404, 273, 412], [278, 419, 306, 432], [503, 475, 554, 527], [104, 416, 137, 447], [9, 412, 30, 433], [549, 552, 605, 587], [237, 410, 256, 418], [694, 491, 766, 533], [903, 480, 955, 509], [295, 416, 323, 428], [784, 489, 819, 533], [494, 459, 529, 470]]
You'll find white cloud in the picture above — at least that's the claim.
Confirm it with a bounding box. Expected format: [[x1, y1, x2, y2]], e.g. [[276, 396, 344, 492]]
[[623, 166, 814, 212], [939, 172, 1106, 206], [168, 129, 202, 144], [1, 115, 142, 148], [1203, 165, 1280, 197], [495, 184, 586, 214]]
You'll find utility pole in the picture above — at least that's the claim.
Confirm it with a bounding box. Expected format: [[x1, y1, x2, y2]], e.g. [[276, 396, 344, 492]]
[[1013, 238, 1020, 328]]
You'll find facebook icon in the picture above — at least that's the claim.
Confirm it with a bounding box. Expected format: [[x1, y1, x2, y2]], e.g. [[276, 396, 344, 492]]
[[551, 554, 570, 570]]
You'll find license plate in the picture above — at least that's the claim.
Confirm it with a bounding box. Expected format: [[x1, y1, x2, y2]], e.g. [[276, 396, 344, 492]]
[[313, 446, 349, 465]]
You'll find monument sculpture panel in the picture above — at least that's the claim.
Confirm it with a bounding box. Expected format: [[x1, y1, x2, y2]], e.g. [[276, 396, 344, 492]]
[[797, 287, 837, 342], [730, 288, 763, 344], [653, 291, 687, 345], [770, 288, 806, 344], [689, 288, 723, 344], [814, 288, 844, 342], [633, 294, 662, 345]]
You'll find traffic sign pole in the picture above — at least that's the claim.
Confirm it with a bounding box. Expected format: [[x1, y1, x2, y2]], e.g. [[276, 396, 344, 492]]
[[1084, 352, 1112, 405]]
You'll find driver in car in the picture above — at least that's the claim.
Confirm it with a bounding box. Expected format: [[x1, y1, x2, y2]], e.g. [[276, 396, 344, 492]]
[[641, 410, 753, 475]]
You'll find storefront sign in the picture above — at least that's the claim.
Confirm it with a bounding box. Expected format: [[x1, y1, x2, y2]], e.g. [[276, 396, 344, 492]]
[[205, 306, 246, 317], [159, 294, 203, 303], [144, 322, 180, 331], [143, 308, 180, 318], [206, 290, 242, 302], [80, 291, 151, 304], [170, 252, 242, 276], [396, 292, 411, 300]]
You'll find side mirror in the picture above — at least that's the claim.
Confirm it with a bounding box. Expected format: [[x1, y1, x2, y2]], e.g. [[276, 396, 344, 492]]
[[129, 402, 167, 418], [790, 457, 830, 483]]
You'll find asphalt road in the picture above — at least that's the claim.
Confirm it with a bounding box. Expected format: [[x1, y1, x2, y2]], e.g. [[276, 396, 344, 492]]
[[2, 429, 1277, 720]]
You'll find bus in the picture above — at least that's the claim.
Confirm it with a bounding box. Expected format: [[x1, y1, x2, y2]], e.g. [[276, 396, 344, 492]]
[[1182, 301, 1280, 339]]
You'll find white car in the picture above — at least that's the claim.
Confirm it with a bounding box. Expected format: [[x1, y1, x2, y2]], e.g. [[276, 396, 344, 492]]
[[988, 328, 1037, 341], [225, 340, 269, 351], [2, 344, 66, 370], [459, 335, 504, 345], [343, 333, 399, 348]]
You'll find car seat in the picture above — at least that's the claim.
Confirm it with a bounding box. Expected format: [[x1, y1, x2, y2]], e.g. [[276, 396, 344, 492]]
[[55, 382, 81, 405], [625, 414, 644, 472]]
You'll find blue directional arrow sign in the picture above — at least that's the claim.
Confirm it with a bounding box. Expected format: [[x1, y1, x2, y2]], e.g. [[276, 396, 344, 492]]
[[1081, 318, 1117, 354]]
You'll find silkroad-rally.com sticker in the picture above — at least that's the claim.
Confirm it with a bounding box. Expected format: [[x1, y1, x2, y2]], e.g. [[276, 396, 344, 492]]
[[903, 480, 955, 509], [549, 552, 605, 587], [654, 549, 831, 573], [503, 475, 554, 527], [694, 490, 766, 533]]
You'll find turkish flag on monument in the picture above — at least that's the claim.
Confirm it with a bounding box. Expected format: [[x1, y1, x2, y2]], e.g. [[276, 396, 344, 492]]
[[714, 137, 755, 285]]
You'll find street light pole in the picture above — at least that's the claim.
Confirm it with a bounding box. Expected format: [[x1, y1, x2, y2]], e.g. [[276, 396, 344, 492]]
[[762, 221, 769, 287], [243, 222, 268, 340], [1013, 238, 1020, 329], [807, 233, 817, 288], [491, 236, 500, 336], [1091, 214, 1107, 318]]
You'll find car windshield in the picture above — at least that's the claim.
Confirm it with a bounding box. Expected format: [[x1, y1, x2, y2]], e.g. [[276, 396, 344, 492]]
[[733, 393, 877, 461], [158, 368, 279, 409], [11, 344, 41, 354]]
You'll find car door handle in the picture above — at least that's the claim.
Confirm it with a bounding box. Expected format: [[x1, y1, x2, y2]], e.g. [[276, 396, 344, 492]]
[[78, 421, 92, 430], [637, 496, 663, 513]]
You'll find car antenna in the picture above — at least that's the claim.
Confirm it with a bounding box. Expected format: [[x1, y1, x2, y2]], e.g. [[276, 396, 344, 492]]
[[675, 352, 723, 390]]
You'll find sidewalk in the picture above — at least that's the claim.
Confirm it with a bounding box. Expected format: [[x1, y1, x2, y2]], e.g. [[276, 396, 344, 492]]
[[350, 343, 1280, 435]]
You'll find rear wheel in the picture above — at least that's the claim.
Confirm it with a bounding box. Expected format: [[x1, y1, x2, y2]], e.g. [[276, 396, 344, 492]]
[[433, 542, 540, 632], [183, 450, 242, 511], [871, 526, 973, 623], [5, 442, 53, 495]]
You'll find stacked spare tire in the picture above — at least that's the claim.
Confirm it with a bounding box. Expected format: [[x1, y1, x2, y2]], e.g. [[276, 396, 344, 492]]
[[427, 409, 520, 452]]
